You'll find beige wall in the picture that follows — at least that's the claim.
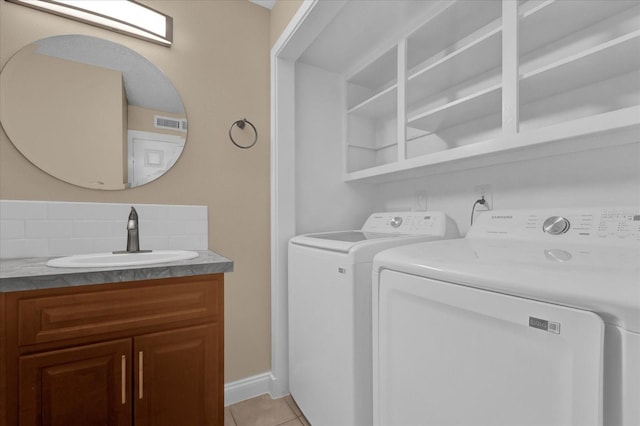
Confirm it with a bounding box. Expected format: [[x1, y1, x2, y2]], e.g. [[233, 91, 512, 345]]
[[0, 0, 272, 383], [270, 0, 303, 47]]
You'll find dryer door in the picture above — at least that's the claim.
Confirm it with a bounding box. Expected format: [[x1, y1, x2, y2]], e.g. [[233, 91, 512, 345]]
[[373, 270, 604, 426]]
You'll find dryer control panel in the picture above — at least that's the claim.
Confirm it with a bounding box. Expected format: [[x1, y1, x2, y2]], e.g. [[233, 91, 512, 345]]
[[468, 207, 640, 246]]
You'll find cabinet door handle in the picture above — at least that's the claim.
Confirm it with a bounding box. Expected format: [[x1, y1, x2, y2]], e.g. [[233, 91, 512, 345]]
[[121, 355, 126, 405], [138, 351, 144, 399]]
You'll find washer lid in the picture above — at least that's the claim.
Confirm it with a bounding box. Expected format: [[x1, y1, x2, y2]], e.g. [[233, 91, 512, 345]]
[[290, 230, 423, 253], [373, 238, 640, 333], [290, 211, 459, 253], [306, 231, 398, 243]]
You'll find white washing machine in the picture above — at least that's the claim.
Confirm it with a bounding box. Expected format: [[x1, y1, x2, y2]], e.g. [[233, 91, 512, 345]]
[[372, 207, 640, 426], [289, 211, 459, 426]]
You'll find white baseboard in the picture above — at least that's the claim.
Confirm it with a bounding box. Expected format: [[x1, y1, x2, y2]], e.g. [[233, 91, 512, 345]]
[[224, 372, 273, 406], [268, 373, 290, 400]]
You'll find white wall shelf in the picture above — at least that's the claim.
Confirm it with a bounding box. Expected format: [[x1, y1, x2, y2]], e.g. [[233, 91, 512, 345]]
[[346, 45, 397, 110], [408, 84, 502, 132], [348, 47, 397, 90], [345, 43, 399, 162], [521, 31, 640, 104], [407, 23, 502, 108], [347, 85, 397, 118], [348, 141, 398, 151], [342, 0, 640, 180], [345, 106, 640, 183], [519, 0, 638, 56], [406, 0, 502, 70]]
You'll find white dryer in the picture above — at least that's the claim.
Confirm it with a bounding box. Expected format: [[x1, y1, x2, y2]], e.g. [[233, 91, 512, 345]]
[[289, 211, 459, 426], [372, 207, 640, 426]]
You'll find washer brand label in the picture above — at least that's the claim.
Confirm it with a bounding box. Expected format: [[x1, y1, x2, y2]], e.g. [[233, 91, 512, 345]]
[[529, 316, 561, 334]]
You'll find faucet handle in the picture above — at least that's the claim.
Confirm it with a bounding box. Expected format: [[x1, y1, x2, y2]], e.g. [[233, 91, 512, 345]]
[[127, 207, 138, 230], [129, 206, 138, 220]]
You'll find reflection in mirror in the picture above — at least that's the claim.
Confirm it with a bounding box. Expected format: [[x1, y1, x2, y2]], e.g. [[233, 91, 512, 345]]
[[0, 35, 187, 190]]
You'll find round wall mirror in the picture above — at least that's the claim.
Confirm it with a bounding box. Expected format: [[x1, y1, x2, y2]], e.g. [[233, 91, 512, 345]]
[[0, 35, 187, 190]]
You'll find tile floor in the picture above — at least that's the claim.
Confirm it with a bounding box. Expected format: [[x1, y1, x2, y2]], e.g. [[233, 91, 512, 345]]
[[225, 394, 311, 426]]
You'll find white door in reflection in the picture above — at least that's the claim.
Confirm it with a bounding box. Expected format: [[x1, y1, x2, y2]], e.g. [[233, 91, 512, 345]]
[[128, 130, 184, 187]]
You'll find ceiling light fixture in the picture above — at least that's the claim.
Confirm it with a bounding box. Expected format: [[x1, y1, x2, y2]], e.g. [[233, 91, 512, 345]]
[[5, 0, 173, 47]]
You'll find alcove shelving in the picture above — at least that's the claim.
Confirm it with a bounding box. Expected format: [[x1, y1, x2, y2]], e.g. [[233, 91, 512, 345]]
[[343, 0, 640, 182], [271, 0, 640, 402], [518, 0, 640, 133], [346, 45, 398, 172], [405, 0, 502, 160]]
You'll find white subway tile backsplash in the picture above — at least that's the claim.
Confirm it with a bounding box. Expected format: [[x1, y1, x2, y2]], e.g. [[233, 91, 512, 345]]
[[0, 220, 25, 240], [195, 235, 209, 249], [45, 202, 76, 220], [137, 221, 166, 237], [48, 238, 96, 256], [135, 204, 169, 220], [87, 204, 131, 220], [163, 221, 188, 236], [25, 239, 50, 258], [0, 239, 27, 258], [168, 235, 208, 250], [0, 200, 47, 219], [140, 236, 171, 250], [167, 205, 207, 221], [25, 220, 73, 239], [72, 221, 119, 238], [93, 238, 127, 253], [48, 202, 99, 220], [0, 200, 208, 258], [185, 221, 208, 236]]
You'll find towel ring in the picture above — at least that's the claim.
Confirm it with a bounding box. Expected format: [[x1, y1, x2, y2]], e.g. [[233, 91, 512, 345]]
[[229, 118, 258, 149]]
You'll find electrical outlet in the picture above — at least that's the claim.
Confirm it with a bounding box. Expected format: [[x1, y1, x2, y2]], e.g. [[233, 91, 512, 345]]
[[414, 190, 427, 211], [474, 184, 492, 211]]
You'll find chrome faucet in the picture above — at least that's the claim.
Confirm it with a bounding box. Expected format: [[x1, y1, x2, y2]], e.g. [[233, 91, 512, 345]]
[[126, 206, 140, 252]]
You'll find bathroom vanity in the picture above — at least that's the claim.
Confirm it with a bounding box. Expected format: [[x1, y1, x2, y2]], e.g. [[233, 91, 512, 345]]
[[0, 251, 232, 426]]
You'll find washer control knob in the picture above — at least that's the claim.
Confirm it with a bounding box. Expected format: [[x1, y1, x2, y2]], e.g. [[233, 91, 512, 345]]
[[543, 216, 570, 235], [390, 216, 403, 228]]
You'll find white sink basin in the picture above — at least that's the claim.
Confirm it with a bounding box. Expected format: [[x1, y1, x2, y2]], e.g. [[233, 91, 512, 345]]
[[47, 250, 199, 268]]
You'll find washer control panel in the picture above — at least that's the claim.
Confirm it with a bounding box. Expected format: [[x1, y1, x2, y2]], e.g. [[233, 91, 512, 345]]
[[362, 211, 456, 236], [468, 207, 640, 246]]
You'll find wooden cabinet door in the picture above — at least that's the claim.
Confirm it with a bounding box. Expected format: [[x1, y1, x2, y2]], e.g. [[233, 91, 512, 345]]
[[19, 339, 132, 426], [134, 324, 221, 426]]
